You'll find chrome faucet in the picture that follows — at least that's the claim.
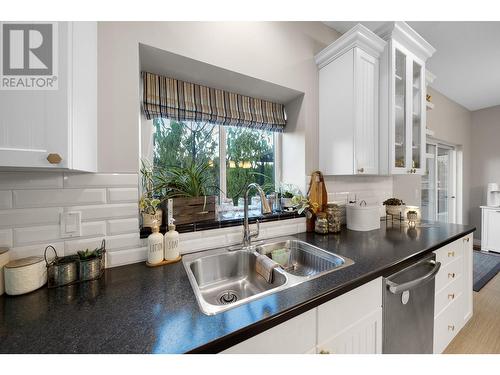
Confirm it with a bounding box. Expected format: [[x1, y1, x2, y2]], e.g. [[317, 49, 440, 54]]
[[242, 183, 272, 247]]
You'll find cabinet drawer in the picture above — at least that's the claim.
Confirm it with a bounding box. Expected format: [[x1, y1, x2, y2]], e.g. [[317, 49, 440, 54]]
[[433, 294, 463, 354], [435, 255, 463, 293], [435, 275, 463, 317], [434, 239, 463, 268]]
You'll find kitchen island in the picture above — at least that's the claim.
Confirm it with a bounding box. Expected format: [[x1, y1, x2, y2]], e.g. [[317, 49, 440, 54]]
[[0, 222, 474, 353]]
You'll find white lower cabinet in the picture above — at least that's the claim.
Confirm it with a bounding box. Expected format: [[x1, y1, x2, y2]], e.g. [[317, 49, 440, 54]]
[[433, 233, 473, 353], [316, 277, 382, 354], [222, 278, 382, 354], [221, 308, 317, 354]]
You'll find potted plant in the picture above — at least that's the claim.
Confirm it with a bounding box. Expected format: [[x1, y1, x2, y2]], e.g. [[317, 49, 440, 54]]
[[140, 159, 163, 228], [280, 191, 295, 210], [407, 210, 418, 224], [155, 162, 219, 225], [291, 195, 320, 231], [383, 198, 405, 217]]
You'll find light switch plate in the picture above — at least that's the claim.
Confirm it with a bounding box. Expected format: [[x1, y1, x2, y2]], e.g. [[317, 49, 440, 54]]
[[60, 211, 82, 238]]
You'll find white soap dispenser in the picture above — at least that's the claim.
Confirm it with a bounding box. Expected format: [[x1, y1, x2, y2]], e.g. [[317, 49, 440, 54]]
[[164, 198, 180, 261], [147, 222, 164, 265]]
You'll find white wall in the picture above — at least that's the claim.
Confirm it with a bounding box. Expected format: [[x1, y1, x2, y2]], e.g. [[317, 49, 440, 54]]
[[98, 22, 340, 180], [470, 105, 500, 240]]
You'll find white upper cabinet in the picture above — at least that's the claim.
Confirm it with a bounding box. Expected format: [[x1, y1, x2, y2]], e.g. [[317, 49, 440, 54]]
[[376, 22, 435, 175], [0, 22, 97, 171], [315, 24, 386, 175]]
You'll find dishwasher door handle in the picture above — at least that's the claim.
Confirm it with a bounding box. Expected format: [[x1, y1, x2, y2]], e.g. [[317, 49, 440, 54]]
[[387, 261, 441, 294]]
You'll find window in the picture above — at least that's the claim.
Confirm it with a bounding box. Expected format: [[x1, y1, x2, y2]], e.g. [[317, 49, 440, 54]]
[[152, 118, 279, 220]]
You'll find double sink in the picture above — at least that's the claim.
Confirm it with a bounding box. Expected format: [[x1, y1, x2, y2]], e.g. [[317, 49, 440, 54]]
[[183, 237, 354, 315]]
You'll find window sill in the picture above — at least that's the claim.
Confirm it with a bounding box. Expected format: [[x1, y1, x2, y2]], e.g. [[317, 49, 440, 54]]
[[139, 210, 304, 238]]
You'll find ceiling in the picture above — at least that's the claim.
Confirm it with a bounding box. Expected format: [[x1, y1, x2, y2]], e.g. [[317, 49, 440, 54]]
[[324, 21, 500, 111]]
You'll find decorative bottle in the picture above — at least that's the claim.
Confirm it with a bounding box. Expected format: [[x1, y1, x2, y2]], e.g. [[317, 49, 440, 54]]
[[164, 224, 180, 261], [147, 225, 164, 265]]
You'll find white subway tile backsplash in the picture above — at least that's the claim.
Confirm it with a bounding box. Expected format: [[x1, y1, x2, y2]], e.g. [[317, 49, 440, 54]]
[[0, 191, 12, 209], [181, 234, 227, 254], [0, 228, 13, 247], [107, 218, 139, 235], [67, 203, 138, 221], [107, 188, 138, 203], [0, 207, 62, 228], [0, 172, 63, 190], [64, 173, 138, 188], [107, 247, 147, 268], [9, 241, 65, 260], [106, 233, 141, 251], [64, 237, 105, 255], [81, 221, 107, 238], [13, 225, 60, 246], [14, 189, 106, 208]]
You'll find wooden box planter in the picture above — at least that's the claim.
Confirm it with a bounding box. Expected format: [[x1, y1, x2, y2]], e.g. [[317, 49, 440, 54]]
[[163, 196, 217, 225]]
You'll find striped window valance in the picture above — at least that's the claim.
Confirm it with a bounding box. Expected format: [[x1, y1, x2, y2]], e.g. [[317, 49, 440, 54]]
[[141, 72, 286, 132]]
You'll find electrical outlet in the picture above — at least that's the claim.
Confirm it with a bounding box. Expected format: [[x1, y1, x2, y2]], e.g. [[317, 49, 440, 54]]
[[60, 211, 82, 238]]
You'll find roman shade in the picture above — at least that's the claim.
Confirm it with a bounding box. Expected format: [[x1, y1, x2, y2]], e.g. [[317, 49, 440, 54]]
[[141, 72, 286, 132]]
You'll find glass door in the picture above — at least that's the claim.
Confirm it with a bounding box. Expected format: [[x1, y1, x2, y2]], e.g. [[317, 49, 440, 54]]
[[421, 142, 457, 223], [421, 144, 436, 221], [411, 60, 424, 172], [437, 146, 456, 223], [394, 49, 408, 171]]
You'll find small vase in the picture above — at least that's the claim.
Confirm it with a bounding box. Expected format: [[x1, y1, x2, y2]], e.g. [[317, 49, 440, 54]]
[[142, 209, 163, 228]]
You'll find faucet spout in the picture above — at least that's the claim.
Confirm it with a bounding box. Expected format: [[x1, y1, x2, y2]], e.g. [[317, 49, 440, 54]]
[[242, 183, 272, 247]]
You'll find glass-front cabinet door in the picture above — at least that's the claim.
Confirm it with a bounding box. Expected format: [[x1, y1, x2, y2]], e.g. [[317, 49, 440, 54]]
[[393, 49, 408, 172], [391, 43, 426, 175]]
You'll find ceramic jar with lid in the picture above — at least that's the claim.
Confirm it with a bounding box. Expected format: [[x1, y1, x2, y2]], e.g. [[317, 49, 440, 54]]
[[4, 256, 47, 295], [326, 203, 342, 233], [315, 212, 329, 234]]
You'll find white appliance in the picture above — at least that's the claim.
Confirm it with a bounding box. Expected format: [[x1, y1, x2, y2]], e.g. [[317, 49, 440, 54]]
[[487, 183, 500, 207], [346, 201, 381, 231]]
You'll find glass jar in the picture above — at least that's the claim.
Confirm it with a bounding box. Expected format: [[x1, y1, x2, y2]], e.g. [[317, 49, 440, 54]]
[[314, 212, 329, 234], [326, 203, 342, 233]]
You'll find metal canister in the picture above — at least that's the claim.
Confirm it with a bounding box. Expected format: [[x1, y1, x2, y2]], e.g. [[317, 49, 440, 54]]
[[326, 203, 342, 233], [45, 245, 78, 288]]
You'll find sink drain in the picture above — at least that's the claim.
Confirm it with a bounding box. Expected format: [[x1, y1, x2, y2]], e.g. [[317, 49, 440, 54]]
[[218, 290, 239, 305]]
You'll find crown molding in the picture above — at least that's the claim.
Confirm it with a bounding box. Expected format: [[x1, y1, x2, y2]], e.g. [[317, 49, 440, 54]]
[[315, 24, 386, 69], [375, 21, 436, 61]]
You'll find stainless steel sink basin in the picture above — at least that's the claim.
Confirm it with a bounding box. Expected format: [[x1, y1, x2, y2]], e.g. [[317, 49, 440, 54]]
[[183, 236, 354, 315], [187, 250, 287, 315], [256, 239, 349, 278]]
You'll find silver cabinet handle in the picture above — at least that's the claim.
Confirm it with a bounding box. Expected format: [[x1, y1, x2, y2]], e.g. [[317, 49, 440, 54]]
[[387, 260, 441, 294], [448, 272, 455, 279], [448, 325, 455, 331], [358, 168, 364, 173], [319, 349, 330, 354]]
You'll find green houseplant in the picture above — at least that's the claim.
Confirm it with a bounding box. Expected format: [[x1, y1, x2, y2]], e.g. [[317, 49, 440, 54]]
[[383, 198, 406, 217], [140, 159, 163, 228], [155, 162, 220, 225]]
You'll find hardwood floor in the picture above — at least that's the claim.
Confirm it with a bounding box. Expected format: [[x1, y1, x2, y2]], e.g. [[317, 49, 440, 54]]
[[444, 272, 500, 354]]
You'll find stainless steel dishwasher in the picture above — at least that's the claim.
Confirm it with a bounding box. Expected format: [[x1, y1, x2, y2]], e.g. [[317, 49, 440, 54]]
[[383, 253, 441, 353]]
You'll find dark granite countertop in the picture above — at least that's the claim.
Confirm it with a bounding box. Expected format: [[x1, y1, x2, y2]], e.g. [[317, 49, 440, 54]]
[[0, 222, 475, 353]]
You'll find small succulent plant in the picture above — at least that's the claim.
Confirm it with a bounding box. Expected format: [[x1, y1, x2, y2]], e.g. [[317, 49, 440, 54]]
[[77, 248, 99, 260], [383, 198, 405, 206]]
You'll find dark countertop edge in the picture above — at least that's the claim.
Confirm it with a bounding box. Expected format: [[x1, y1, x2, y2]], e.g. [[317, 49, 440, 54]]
[[188, 226, 476, 353]]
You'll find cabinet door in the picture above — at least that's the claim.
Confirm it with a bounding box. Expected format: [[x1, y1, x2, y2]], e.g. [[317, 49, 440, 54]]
[[392, 46, 409, 174], [221, 308, 317, 354], [317, 277, 382, 354], [0, 22, 69, 169], [482, 209, 500, 252], [354, 48, 379, 175], [409, 57, 426, 175], [317, 308, 382, 354]]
